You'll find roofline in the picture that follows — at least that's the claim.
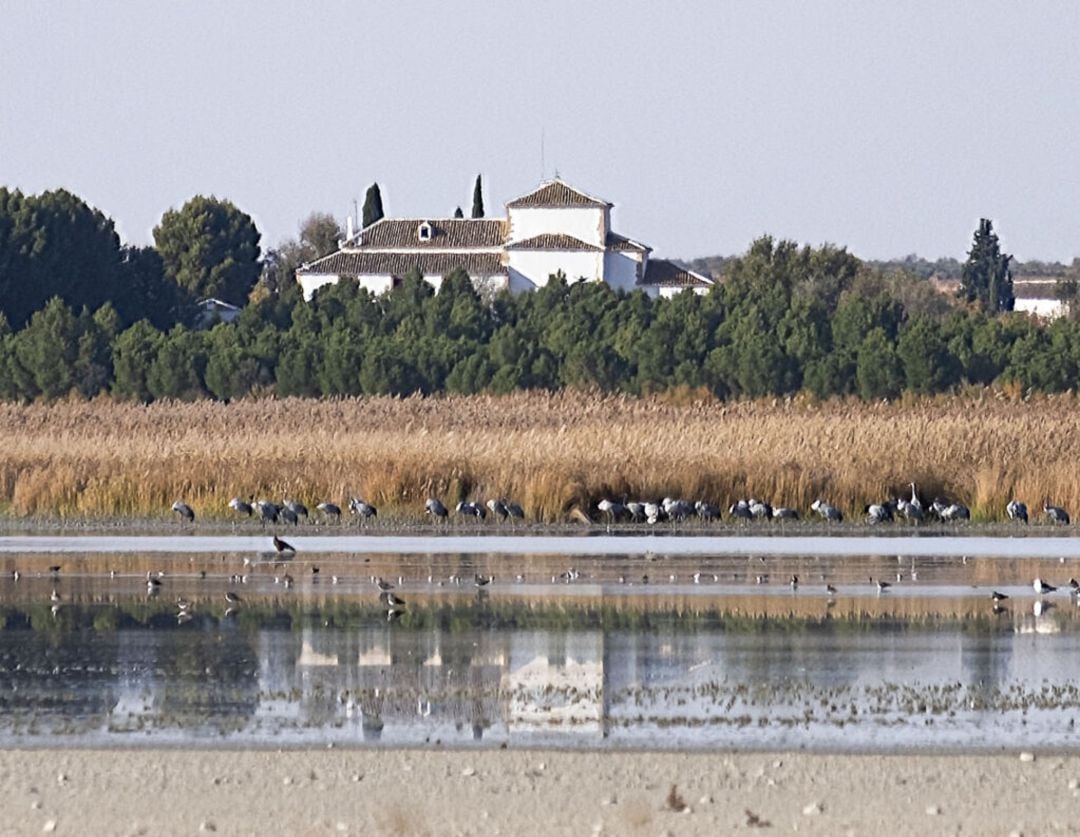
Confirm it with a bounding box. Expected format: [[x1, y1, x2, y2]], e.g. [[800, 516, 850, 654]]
[[505, 177, 614, 208]]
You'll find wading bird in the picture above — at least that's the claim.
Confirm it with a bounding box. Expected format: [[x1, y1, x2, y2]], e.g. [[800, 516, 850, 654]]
[[273, 535, 296, 555], [1044, 502, 1070, 525], [229, 497, 253, 516], [425, 498, 449, 521], [316, 501, 341, 521], [171, 500, 195, 523], [1033, 578, 1058, 595], [349, 498, 378, 522], [1006, 500, 1028, 524], [811, 499, 843, 522]]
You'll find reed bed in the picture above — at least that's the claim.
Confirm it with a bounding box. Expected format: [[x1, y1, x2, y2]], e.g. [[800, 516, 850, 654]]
[[2, 390, 1080, 522]]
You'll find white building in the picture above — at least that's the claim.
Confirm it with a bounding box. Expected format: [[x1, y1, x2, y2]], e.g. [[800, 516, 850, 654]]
[[296, 179, 712, 300]]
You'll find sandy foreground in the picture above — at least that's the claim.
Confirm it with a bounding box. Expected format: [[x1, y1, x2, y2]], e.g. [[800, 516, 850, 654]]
[[0, 748, 1074, 836]]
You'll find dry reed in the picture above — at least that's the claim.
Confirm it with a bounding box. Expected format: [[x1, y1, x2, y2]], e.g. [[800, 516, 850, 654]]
[[1, 390, 1079, 522]]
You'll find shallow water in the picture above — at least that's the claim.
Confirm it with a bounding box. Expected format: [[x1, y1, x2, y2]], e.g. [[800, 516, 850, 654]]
[[3, 535, 1080, 752]]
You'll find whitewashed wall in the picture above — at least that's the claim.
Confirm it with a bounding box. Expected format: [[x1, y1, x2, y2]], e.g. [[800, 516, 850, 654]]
[[1015, 298, 1066, 319], [298, 273, 340, 301], [507, 250, 604, 289], [507, 206, 607, 247], [603, 251, 643, 293]]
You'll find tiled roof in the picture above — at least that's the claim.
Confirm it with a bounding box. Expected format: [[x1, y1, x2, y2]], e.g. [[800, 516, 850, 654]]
[[299, 251, 506, 278], [507, 179, 611, 208], [350, 218, 505, 249], [606, 231, 651, 252], [640, 259, 714, 288], [505, 233, 602, 251]]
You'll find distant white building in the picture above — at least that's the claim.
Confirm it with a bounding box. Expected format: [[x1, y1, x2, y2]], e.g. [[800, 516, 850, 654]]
[[1013, 279, 1067, 319], [296, 179, 712, 300], [196, 297, 242, 327]]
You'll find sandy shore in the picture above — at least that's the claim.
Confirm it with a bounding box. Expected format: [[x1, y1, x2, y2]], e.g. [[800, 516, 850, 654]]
[[0, 748, 1072, 836]]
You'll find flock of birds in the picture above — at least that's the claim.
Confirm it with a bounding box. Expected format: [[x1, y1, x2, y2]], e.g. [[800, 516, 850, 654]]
[[596, 484, 1070, 527], [167, 485, 1071, 528]]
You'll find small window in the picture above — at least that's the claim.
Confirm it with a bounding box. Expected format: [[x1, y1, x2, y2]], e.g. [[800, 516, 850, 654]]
[[418, 222, 432, 241]]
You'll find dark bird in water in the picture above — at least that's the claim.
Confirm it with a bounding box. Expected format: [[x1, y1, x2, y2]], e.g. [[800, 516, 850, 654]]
[[273, 535, 296, 554], [49, 565, 61, 576], [1033, 578, 1057, 595], [1070, 579, 1080, 592], [789, 575, 799, 589], [171, 500, 195, 522], [991, 591, 1009, 602], [871, 577, 891, 592], [825, 584, 837, 595], [375, 577, 394, 592], [475, 574, 493, 588], [146, 573, 162, 591], [224, 591, 242, 605], [382, 591, 406, 608]]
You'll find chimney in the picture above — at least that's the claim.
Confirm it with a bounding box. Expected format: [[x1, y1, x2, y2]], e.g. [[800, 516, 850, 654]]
[[346, 215, 355, 241]]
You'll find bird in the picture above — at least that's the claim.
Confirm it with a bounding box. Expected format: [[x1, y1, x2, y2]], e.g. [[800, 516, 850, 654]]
[[866, 503, 893, 524], [171, 500, 195, 522], [1033, 577, 1058, 595], [382, 591, 406, 608], [273, 535, 296, 555], [1006, 500, 1028, 524], [991, 591, 1009, 602], [474, 574, 493, 588], [176, 596, 192, 612], [255, 499, 280, 525], [895, 496, 924, 523], [908, 483, 924, 513], [50, 588, 61, 603], [825, 583, 838, 595], [728, 500, 753, 521], [748, 499, 772, 520], [940, 502, 970, 522], [487, 499, 510, 522], [228, 497, 253, 516], [1070, 578, 1080, 592], [811, 499, 843, 522], [316, 501, 342, 521], [597, 498, 626, 524], [279, 506, 299, 526], [375, 577, 394, 592], [224, 591, 242, 605], [455, 501, 485, 521], [789, 574, 799, 590], [504, 500, 525, 522], [772, 506, 799, 521], [695, 501, 722, 521], [871, 577, 891, 592], [349, 497, 378, 522], [283, 498, 309, 520], [425, 498, 449, 521], [1044, 502, 1070, 525], [48, 565, 61, 576], [146, 572, 162, 591], [281, 574, 294, 589]]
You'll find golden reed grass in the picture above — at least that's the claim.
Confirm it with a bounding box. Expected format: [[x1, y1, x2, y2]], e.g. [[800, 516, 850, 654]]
[[1, 390, 1080, 522]]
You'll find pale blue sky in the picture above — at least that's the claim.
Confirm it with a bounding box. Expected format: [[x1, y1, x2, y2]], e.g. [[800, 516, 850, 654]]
[[2, 1, 1079, 262]]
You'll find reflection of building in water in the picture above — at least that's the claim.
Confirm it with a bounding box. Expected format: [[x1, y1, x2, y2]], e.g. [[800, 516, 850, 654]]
[[502, 631, 604, 735]]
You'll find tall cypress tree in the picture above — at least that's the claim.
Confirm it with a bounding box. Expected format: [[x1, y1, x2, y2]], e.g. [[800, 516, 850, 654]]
[[362, 183, 385, 228], [471, 175, 484, 219], [960, 219, 1014, 313], [453, 206, 464, 218]]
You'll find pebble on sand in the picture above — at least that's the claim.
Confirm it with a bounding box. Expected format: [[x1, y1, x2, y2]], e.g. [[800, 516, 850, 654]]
[[926, 805, 941, 815], [42, 821, 57, 833], [1019, 752, 1036, 763], [462, 767, 477, 777], [802, 802, 822, 816]]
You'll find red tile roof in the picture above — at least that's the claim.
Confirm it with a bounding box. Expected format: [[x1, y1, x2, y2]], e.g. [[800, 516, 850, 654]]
[[507, 179, 612, 209], [505, 233, 602, 251]]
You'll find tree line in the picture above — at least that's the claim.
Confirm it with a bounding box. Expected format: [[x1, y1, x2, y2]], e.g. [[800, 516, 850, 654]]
[[1, 231, 1079, 403]]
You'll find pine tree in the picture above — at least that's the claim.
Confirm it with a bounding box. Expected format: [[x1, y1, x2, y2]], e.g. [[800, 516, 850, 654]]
[[362, 183, 384, 228], [471, 175, 484, 219], [960, 219, 1014, 314]]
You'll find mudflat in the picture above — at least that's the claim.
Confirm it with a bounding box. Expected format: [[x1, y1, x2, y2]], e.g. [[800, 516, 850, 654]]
[[0, 748, 1070, 836]]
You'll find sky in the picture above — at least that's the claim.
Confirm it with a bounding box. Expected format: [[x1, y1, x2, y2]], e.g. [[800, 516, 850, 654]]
[[2, 1, 1079, 263]]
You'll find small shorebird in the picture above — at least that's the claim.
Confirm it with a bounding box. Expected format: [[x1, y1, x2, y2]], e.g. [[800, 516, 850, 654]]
[[825, 584, 838, 596], [273, 535, 296, 555], [474, 574, 493, 588], [871, 577, 891, 593], [1033, 578, 1058, 595], [789, 575, 799, 590], [224, 591, 242, 605], [991, 591, 1009, 602], [176, 597, 191, 612], [50, 588, 61, 603], [382, 591, 406, 608], [375, 577, 394, 592]]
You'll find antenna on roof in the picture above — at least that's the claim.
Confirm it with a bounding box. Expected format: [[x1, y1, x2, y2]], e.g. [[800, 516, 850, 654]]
[[540, 127, 545, 182]]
